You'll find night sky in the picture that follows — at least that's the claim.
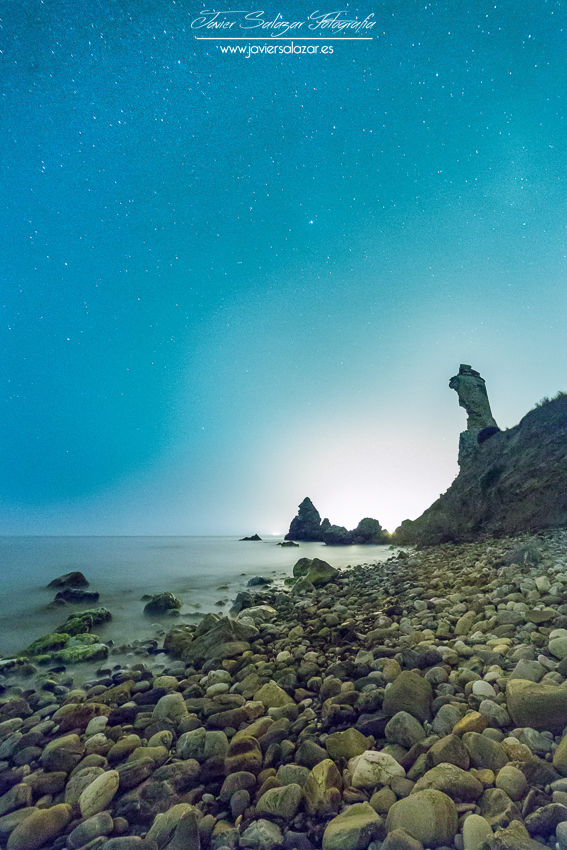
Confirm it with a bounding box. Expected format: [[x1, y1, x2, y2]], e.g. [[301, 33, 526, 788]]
[[2, 0, 567, 536]]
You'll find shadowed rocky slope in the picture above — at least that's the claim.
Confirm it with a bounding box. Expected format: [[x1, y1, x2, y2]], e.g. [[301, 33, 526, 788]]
[[395, 394, 567, 546]]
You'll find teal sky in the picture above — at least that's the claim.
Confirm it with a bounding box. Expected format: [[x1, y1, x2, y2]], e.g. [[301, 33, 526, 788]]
[[2, 0, 566, 535]]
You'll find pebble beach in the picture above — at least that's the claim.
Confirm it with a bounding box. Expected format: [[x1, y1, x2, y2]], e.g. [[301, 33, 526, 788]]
[[2, 531, 567, 849]]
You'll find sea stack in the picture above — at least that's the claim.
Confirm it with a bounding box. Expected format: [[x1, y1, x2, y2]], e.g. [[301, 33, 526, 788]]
[[284, 497, 324, 541], [449, 364, 498, 467]]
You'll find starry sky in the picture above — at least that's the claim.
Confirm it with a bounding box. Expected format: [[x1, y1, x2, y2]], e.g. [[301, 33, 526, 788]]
[[2, 0, 567, 536]]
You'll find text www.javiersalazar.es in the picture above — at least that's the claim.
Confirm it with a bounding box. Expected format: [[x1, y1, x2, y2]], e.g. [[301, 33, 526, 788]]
[[219, 43, 334, 57]]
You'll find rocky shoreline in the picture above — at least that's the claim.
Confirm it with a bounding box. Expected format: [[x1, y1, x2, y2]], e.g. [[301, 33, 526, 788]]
[[2, 531, 567, 848]]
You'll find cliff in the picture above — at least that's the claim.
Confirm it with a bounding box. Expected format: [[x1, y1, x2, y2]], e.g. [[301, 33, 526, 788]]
[[395, 393, 567, 546]]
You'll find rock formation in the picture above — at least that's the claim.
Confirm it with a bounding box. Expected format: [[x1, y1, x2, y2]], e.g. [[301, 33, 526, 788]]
[[321, 524, 352, 545], [285, 498, 388, 544], [284, 497, 324, 541], [47, 571, 89, 589], [322, 518, 389, 546], [395, 392, 567, 545], [449, 364, 498, 467]]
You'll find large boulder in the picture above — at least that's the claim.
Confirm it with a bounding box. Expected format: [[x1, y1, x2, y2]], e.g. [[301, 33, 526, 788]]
[[7, 804, 73, 850], [411, 763, 484, 802], [348, 751, 405, 789], [51, 640, 109, 664], [382, 671, 433, 723], [25, 615, 111, 663], [182, 617, 258, 665], [26, 633, 70, 655], [304, 558, 339, 587], [386, 789, 458, 848], [322, 802, 385, 850], [56, 608, 111, 636], [54, 588, 100, 603], [163, 625, 195, 658], [303, 760, 343, 816], [236, 605, 277, 625], [506, 678, 567, 734], [143, 592, 181, 615], [293, 558, 313, 578], [47, 572, 89, 588]]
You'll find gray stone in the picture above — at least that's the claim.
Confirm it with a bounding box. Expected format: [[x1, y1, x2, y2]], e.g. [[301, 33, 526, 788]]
[[386, 789, 458, 848], [557, 821, 567, 850], [219, 771, 257, 802], [427, 734, 470, 770], [256, 784, 303, 821], [0, 808, 37, 843], [230, 789, 250, 820], [509, 660, 546, 682], [68, 812, 114, 849], [494, 765, 528, 801], [431, 703, 465, 736], [322, 802, 385, 850], [385, 712, 426, 749], [524, 803, 567, 836], [176, 727, 206, 760], [382, 672, 433, 723], [478, 787, 521, 828], [461, 813, 492, 850], [478, 700, 510, 729], [513, 726, 554, 755], [462, 732, 508, 772], [182, 617, 257, 665], [0, 784, 32, 818], [348, 751, 405, 789], [506, 678, 567, 734], [239, 819, 283, 850], [412, 763, 483, 802], [145, 804, 197, 849], [382, 827, 425, 850], [276, 764, 310, 787]]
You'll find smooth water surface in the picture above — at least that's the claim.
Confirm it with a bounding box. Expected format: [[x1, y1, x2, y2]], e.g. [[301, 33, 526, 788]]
[[0, 536, 396, 661]]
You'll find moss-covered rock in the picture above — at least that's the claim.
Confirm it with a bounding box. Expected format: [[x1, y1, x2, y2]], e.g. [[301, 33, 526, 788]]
[[66, 633, 100, 646], [306, 558, 339, 586], [293, 558, 313, 577], [292, 577, 316, 595], [56, 608, 111, 636], [51, 643, 109, 664], [23, 617, 111, 665], [164, 624, 195, 657], [143, 592, 182, 615], [322, 802, 385, 850], [26, 634, 71, 655]]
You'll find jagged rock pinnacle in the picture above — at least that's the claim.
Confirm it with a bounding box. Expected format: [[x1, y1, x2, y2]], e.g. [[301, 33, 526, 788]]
[[449, 364, 498, 466]]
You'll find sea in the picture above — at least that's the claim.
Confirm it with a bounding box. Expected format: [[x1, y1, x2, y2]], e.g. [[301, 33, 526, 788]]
[[0, 536, 397, 681]]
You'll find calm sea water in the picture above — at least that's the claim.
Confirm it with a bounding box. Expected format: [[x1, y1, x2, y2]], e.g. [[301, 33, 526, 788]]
[[0, 537, 396, 665]]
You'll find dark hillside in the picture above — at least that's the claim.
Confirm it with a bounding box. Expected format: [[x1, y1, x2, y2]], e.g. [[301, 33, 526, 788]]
[[395, 394, 567, 545]]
